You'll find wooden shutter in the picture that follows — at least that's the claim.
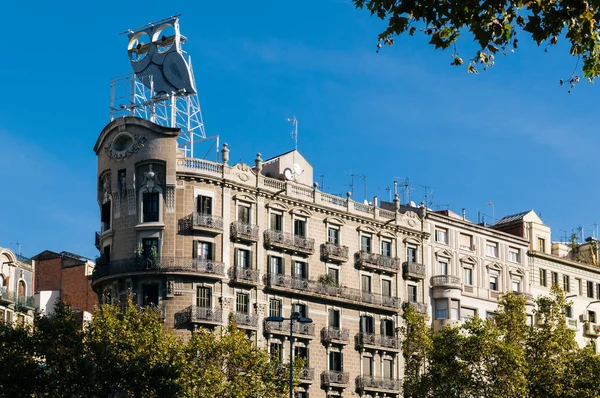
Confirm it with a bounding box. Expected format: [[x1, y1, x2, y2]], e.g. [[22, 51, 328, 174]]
[[192, 240, 198, 259]]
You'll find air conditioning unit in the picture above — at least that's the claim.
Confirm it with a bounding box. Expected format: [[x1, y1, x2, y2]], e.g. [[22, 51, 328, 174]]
[[581, 314, 589, 322]]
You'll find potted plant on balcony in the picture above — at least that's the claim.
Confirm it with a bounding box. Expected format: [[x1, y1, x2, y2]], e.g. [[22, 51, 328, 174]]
[[134, 246, 144, 268], [149, 246, 159, 268], [318, 274, 337, 286]]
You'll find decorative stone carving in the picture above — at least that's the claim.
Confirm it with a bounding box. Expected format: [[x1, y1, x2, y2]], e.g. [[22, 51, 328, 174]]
[[165, 185, 175, 213], [120, 171, 127, 199], [255, 303, 266, 317], [104, 134, 147, 161], [127, 187, 136, 215], [166, 279, 175, 298], [112, 189, 121, 218], [220, 297, 232, 310], [102, 174, 111, 204], [142, 165, 160, 192]]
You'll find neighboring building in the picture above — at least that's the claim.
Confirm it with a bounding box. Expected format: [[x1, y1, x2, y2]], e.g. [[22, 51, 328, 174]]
[[0, 247, 35, 325], [93, 116, 431, 397], [32, 250, 97, 318]]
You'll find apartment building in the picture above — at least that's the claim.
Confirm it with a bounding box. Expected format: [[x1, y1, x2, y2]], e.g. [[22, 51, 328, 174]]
[[0, 247, 35, 325], [92, 116, 433, 397]]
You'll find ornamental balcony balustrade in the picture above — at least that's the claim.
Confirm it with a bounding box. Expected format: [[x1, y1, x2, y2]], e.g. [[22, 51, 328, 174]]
[[228, 266, 260, 285], [356, 376, 401, 392], [139, 303, 166, 320], [321, 243, 349, 263], [430, 275, 462, 290], [584, 321, 600, 337], [190, 306, 222, 325], [264, 320, 315, 338], [15, 295, 36, 310], [402, 300, 428, 315], [92, 257, 225, 281], [321, 327, 350, 345], [180, 212, 223, 234], [264, 273, 402, 312], [321, 371, 349, 387], [0, 289, 15, 304], [355, 332, 400, 351], [234, 312, 259, 329], [300, 367, 315, 383], [263, 230, 314, 255], [356, 252, 400, 274], [230, 221, 260, 242], [402, 261, 426, 280]]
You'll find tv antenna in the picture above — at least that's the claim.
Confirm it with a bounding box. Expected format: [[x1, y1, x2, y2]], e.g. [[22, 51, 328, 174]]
[[486, 201, 495, 223], [419, 185, 435, 208], [110, 16, 218, 160], [395, 177, 412, 204], [349, 174, 367, 202], [287, 116, 298, 150]]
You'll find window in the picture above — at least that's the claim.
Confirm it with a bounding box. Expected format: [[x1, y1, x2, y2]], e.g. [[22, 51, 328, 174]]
[[197, 195, 212, 214], [460, 234, 473, 250], [142, 192, 159, 222], [382, 279, 392, 297], [142, 283, 159, 305], [329, 351, 343, 372], [294, 346, 308, 363], [362, 356, 373, 376], [296, 392, 308, 398], [197, 286, 211, 308], [451, 299, 460, 320], [435, 299, 448, 319], [566, 306, 573, 318], [538, 237, 546, 252], [269, 299, 282, 317], [383, 358, 394, 379], [486, 242, 498, 257], [101, 200, 111, 231], [294, 219, 306, 237], [294, 261, 308, 279], [540, 269, 547, 287], [597, 285, 600, 301], [589, 310, 597, 324], [435, 228, 448, 244], [270, 342, 282, 361], [238, 205, 250, 223], [508, 248, 520, 263], [407, 246, 418, 263], [142, 238, 159, 260], [361, 235, 372, 252], [552, 272, 559, 287], [563, 275, 571, 293], [381, 319, 395, 336], [408, 284, 418, 302], [270, 213, 283, 232], [327, 268, 339, 286], [236, 292, 249, 314], [381, 240, 392, 257], [576, 278, 582, 295], [437, 261, 448, 276], [461, 307, 476, 322], [512, 280, 520, 293], [235, 248, 251, 269], [195, 241, 213, 261], [588, 281, 595, 298], [293, 303, 307, 318], [361, 275, 371, 293], [490, 275, 498, 291], [329, 308, 340, 328], [270, 256, 284, 275], [327, 227, 339, 244], [463, 268, 473, 285], [360, 315, 375, 333]]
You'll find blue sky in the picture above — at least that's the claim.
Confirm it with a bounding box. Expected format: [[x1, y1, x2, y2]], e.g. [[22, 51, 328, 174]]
[[1, 0, 599, 259]]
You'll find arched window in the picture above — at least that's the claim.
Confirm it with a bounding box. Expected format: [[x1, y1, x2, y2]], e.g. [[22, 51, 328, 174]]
[[18, 280, 26, 297]]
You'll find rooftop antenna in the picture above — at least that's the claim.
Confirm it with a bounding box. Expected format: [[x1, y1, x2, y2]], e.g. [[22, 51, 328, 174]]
[[349, 174, 367, 202], [380, 186, 391, 202], [14, 241, 21, 256], [591, 222, 598, 239], [559, 228, 568, 243], [110, 16, 219, 160], [395, 177, 412, 204], [319, 175, 325, 190], [486, 201, 495, 223], [287, 116, 298, 150], [419, 185, 435, 209]]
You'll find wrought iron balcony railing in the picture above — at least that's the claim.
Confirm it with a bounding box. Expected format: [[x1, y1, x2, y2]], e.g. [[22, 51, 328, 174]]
[[92, 257, 226, 280], [321, 243, 349, 262], [300, 367, 315, 382], [228, 266, 260, 284], [264, 230, 314, 254], [321, 371, 349, 386], [190, 306, 222, 324], [430, 275, 462, 289], [0, 289, 15, 303], [402, 261, 426, 280], [356, 332, 399, 350], [180, 212, 224, 232], [230, 221, 260, 242], [264, 320, 315, 337], [402, 300, 428, 315], [139, 303, 166, 320], [357, 252, 400, 273], [356, 376, 401, 391], [264, 273, 402, 311], [234, 312, 259, 328], [321, 327, 350, 344]]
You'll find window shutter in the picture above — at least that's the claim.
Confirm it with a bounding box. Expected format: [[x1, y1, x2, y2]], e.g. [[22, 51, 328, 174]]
[[340, 352, 344, 371], [206, 197, 212, 215], [196, 195, 201, 213], [234, 248, 239, 267], [360, 315, 365, 333], [334, 310, 340, 328], [282, 257, 286, 274], [192, 241, 197, 259], [248, 250, 253, 269], [267, 255, 272, 273]]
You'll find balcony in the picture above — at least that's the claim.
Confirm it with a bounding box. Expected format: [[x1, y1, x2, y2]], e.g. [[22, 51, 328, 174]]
[[263, 230, 314, 255], [15, 295, 36, 310], [233, 312, 259, 329], [230, 221, 259, 242], [300, 367, 315, 383], [567, 318, 578, 331], [228, 266, 260, 285], [190, 306, 222, 325], [140, 303, 166, 320], [0, 289, 15, 305], [356, 376, 401, 392], [92, 257, 226, 282], [321, 243, 349, 263], [430, 275, 462, 290], [402, 300, 428, 316], [321, 371, 349, 387], [584, 321, 599, 337], [321, 327, 350, 345], [403, 261, 426, 280], [355, 332, 400, 352], [264, 320, 315, 339], [356, 252, 400, 274], [95, 231, 101, 251], [180, 212, 223, 234], [264, 273, 402, 313]]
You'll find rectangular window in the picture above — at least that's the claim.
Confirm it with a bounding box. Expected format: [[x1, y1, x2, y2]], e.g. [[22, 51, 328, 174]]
[[539, 269, 547, 287], [142, 283, 159, 305], [461, 307, 476, 322], [508, 248, 520, 263], [538, 237, 546, 252], [196, 286, 211, 308], [361, 275, 371, 293], [238, 205, 250, 224], [381, 279, 392, 297], [197, 195, 212, 214], [437, 261, 448, 276], [236, 292, 249, 314], [327, 268, 339, 285], [142, 238, 159, 260], [408, 284, 418, 302], [294, 219, 306, 237], [451, 299, 460, 320], [512, 280, 520, 293], [576, 278, 582, 295], [381, 319, 395, 336], [142, 192, 159, 222], [293, 303, 307, 318], [552, 272, 559, 287], [235, 248, 251, 269], [361, 235, 372, 252], [486, 242, 498, 257], [362, 356, 373, 376], [294, 261, 307, 279], [435, 228, 448, 244], [563, 275, 570, 293], [196, 241, 213, 261], [381, 240, 392, 257], [490, 275, 498, 291], [407, 246, 418, 263], [383, 358, 393, 379], [435, 299, 448, 320], [566, 306, 573, 318], [463, 268, 473, 285], [270, 213, 283, 232], [327, 227, 340, 244], [270, 342, 282, 361], [329, 351, 343, 372], [269, 299, 282, 317], [270, 256, 284, 275], [459, 234, 473, 250], [588, 281, 595, 298], [294, 346, 308, 363], [360, 315, 375, 333], [101, 200, 111, 231], [328, 308, 340, 328], [589, 310, 597, 324], [597, 285, 600, 301]]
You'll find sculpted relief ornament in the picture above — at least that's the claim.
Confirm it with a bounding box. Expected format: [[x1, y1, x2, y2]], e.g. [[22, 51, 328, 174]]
[[104, 132, 147, 161], [142, 165, 160, 192]]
